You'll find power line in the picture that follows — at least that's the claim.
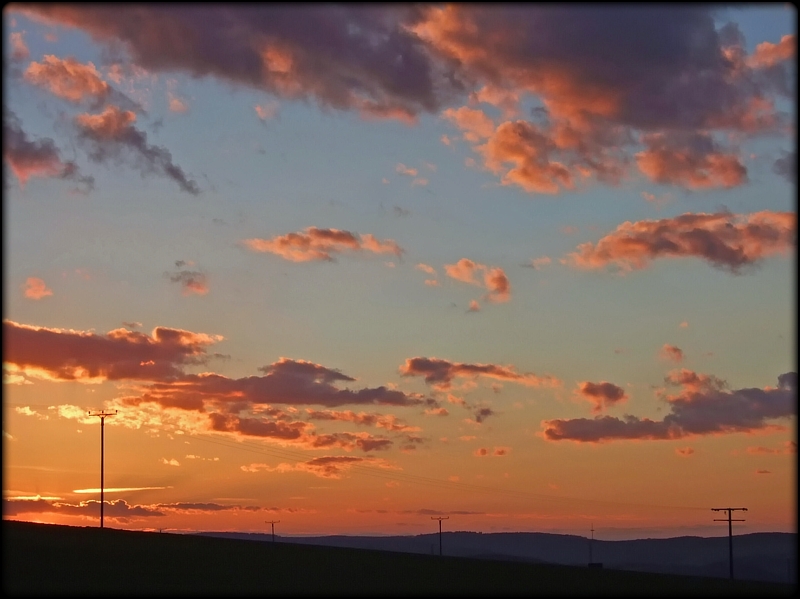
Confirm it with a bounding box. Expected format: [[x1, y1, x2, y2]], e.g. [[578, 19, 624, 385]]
[[712, 507, 747, 580]]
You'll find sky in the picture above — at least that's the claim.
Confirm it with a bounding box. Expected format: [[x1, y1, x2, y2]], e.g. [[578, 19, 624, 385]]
[[2, 4, 797, 541]]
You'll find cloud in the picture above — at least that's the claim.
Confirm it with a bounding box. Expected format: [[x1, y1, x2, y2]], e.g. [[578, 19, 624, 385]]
[[746, 441, 797, 455], [660, 344, 685, 363], [22, 277, 53, 300], [12, 5, 444, 122], [755, 469, 772, 475], [396, 163, 418, 177], [3, 319, 223, 383], [10, 31, 30, 61], [74, 105, 200, 194], [473, 446, 510, 457], [442, 106, 495, 141], [400, 356, 560, 390], [636, 132, 747, 189], [305, 409, 420, 432], [542, 370, 797, 443], [160, 458, 180, 466], [564, 211, 796, 274], [679, 321, 689, 329], [467, 300, 480, 313], [255, 101, 279, 121], [576, 381, 628, 413], [772, 150, 796, 183], [3, 109, 94, 192], [243, 227, 403, 262], [124, 357, 434, 411], [746, 34, 796, 69], [166, 268, 209, 295], [675, 447, 695, 457], [243, 456, 398, 479], [416, 263, 437, 275], [24, 55, 110, 105], [444, 258, 511, 302], [521, 256, 551, 269]]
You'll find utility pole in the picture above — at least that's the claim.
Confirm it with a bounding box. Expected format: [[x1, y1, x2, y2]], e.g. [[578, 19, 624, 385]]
[[88, 410, 117, 529], [712, 507, 747, 580], [431, 516, 449, 556], [589, 523, 594, 564], [265, 520, 280, 543]]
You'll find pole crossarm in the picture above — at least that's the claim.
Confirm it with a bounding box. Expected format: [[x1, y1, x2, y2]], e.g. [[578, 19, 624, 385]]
[[88, 409, 118, 529]]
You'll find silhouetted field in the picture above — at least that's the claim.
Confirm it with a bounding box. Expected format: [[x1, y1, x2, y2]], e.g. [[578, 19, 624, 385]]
[[3, 521, 795, 596]]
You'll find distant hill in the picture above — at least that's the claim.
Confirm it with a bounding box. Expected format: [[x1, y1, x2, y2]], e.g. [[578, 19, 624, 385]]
[[197, 530, 797, 584], [3, 521, 794, 596]]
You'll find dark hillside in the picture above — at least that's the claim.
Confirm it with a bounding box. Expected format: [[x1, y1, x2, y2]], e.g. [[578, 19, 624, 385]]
[[3, 521, 794, 596]]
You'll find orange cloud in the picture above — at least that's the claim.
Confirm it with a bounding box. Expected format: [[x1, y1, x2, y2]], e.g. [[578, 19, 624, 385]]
[[747, 35, 796, 69], [441, 106, 495, 141], [22, 277, 53, 300], [636, 132, 747, 189], [400, 356, 560, 391], [305, 409, 420, 432], [25, 55, 110, 104], [660, 344, 685, 363], [165, 264, 209, 296], [243, 227, 403, 262], [675, 447, 694, 457], [564, 211, 796, 274], [243, 456, 398, 479], [576, 381, 628, 413], [444, 258, 511, 302], [396, 163, 418, 177]]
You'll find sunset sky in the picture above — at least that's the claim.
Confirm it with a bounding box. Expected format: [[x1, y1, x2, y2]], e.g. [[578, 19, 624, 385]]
[[3, 5, 796, 541]]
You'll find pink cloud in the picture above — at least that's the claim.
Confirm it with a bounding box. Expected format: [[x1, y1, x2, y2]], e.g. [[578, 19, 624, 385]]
[[396, 163, 418, 177], [660, 344, 685, 363], [542, 371, 796, 443], [400, 356, 560, 390], [576, 381, 628, 413], [243, 227, 403, 262], [255, 101, 279, 121], [441, 106, 495, 141], [416, 263, 437, 275], [444, 258, 511, 302], [22, 277, 53, 300], [564, 211, 796, 274]]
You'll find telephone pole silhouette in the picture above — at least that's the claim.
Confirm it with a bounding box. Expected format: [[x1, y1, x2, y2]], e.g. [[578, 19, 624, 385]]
[[712, 507, 747, 580], [589, 523, 594, 563], [88, 410, 118, 528], [265, 520, 280, 542], [431, 516, 449, 556]]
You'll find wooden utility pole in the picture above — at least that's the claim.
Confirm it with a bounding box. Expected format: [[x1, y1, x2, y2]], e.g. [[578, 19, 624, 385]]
[[88, 410, 117, 528], [712, 507, 747, 580], [431, 516, 449, 556], [265, 520, 280, 542]]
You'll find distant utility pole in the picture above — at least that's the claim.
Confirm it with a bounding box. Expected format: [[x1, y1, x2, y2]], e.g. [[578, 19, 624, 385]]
[[265, 520, 280, 543], [88, 409, 117, 529], [712, 507, 747, 580], [589, 523, 594, 564], [431, 516, 449, 556]]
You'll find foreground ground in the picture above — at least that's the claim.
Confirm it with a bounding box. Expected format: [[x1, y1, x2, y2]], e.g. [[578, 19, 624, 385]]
[[3, 521, 795, 596]]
